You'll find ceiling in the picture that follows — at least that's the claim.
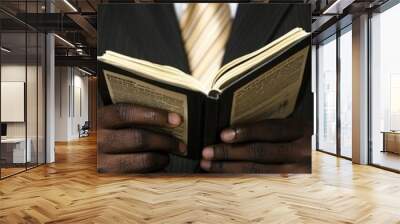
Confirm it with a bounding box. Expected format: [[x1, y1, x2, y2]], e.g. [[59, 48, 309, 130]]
[[0, 0, 392, 72]]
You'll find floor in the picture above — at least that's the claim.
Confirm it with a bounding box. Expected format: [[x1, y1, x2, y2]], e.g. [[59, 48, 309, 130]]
[[0, 136, 400, 223], [0, 167, 25, 178], [372, 150, 400, 171], [1, 163, 42, 179]]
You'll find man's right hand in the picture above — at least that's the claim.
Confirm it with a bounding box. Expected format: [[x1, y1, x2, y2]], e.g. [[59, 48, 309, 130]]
[[97, 103, 186, 173]]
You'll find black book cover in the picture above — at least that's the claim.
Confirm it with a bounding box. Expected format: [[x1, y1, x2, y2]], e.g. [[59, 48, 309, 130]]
[[98, 62, 206, 159], [98, 35, 310, 159]]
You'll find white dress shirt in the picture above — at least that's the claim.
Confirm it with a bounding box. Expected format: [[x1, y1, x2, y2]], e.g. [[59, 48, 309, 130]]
[[174, 3, 238, 20]]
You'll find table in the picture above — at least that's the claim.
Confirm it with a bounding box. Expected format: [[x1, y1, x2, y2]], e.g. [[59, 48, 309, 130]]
[[382, 131, 400, 154], [1, 138, 32, 164]]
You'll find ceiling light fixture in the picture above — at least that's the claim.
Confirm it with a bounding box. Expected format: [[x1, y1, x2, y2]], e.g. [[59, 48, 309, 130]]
[[78, 67, 94, 76], [1, 47, 11, 53], [63, 0, 78, 12], [54, 34, 75, 48], [323, 0, 354, 15]]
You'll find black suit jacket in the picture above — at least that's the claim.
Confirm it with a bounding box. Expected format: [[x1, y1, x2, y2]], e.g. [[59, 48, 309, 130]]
[[98, 3, 312, 172]]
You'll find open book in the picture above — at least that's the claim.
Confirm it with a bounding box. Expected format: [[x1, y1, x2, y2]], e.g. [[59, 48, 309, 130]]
[[98, 28, 310, 159]]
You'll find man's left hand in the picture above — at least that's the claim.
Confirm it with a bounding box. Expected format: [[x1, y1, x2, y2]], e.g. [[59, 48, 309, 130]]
[[200, 118, 311, 173]]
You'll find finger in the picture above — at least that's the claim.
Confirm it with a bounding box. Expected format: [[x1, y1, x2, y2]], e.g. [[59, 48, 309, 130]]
[[97, 152, 169, 173], [99, 103, 182, 129], [98, 128, 187, 156], [220, 118, 304, 143], [202, 136, 310, 163], [200, 161, 310, 173]]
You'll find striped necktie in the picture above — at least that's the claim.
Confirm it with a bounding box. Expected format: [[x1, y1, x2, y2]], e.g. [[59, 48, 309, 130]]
[[179, 3, 232, 83]]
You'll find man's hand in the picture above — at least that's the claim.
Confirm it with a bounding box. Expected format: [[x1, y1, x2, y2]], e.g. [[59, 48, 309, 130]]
[[200, 118, 311, 173], [97, 103, 186, 173]]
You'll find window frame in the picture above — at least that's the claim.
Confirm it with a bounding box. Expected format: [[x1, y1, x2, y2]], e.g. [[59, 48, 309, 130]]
[[315, 23, 353, 161]]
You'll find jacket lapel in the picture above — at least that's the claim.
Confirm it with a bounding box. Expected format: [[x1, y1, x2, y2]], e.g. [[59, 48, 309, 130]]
[[98, 4, 190, 73]]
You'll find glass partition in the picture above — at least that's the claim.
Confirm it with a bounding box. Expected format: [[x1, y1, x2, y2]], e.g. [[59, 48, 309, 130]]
[[1, 31, 28, 178], [0, 1, 46, 179]]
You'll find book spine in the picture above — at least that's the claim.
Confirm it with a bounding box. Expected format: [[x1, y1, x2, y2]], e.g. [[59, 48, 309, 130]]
[[202, 96, 220, 148]]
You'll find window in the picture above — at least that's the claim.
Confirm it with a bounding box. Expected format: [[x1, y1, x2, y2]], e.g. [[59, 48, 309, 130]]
[[317, 35, 337, 154], [316, 24, 353, 159], [370, 3, 400, 171], [339, 27, 352, 158]]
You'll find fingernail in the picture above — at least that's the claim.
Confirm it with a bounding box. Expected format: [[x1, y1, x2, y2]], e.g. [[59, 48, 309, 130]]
[[179, 142, 187, 156], [200, 160, 211, 170], [202, 147, 214, 160], [168, 113, 181, 126], [221, 129, 235, 142]]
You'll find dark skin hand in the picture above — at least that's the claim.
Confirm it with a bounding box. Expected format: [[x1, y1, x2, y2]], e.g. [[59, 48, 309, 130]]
[[200, 118, 312, 173], [98, 103, 310, 173], [97, 103, 186, 173]]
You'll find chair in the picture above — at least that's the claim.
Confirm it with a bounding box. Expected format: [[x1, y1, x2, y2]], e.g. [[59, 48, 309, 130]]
[[79, 121, 90, 138]]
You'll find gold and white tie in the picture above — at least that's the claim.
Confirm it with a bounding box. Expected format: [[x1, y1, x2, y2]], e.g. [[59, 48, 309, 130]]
[[180, 3, 232, 83]]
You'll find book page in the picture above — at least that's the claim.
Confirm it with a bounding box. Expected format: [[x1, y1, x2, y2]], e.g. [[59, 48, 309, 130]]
[[99, 52, 208, 94], [104, 70, 188, 143], [230, 47, 309, 125], [211, 28, 304, 87], [213, 31, 308, 90]]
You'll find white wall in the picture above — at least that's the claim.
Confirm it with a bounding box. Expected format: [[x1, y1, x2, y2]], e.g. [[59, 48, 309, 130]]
[[54, 67, 89, 141], [1, 64, 37, 138], [55, 66, 70, 141], [72, 73, 89, 138]]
